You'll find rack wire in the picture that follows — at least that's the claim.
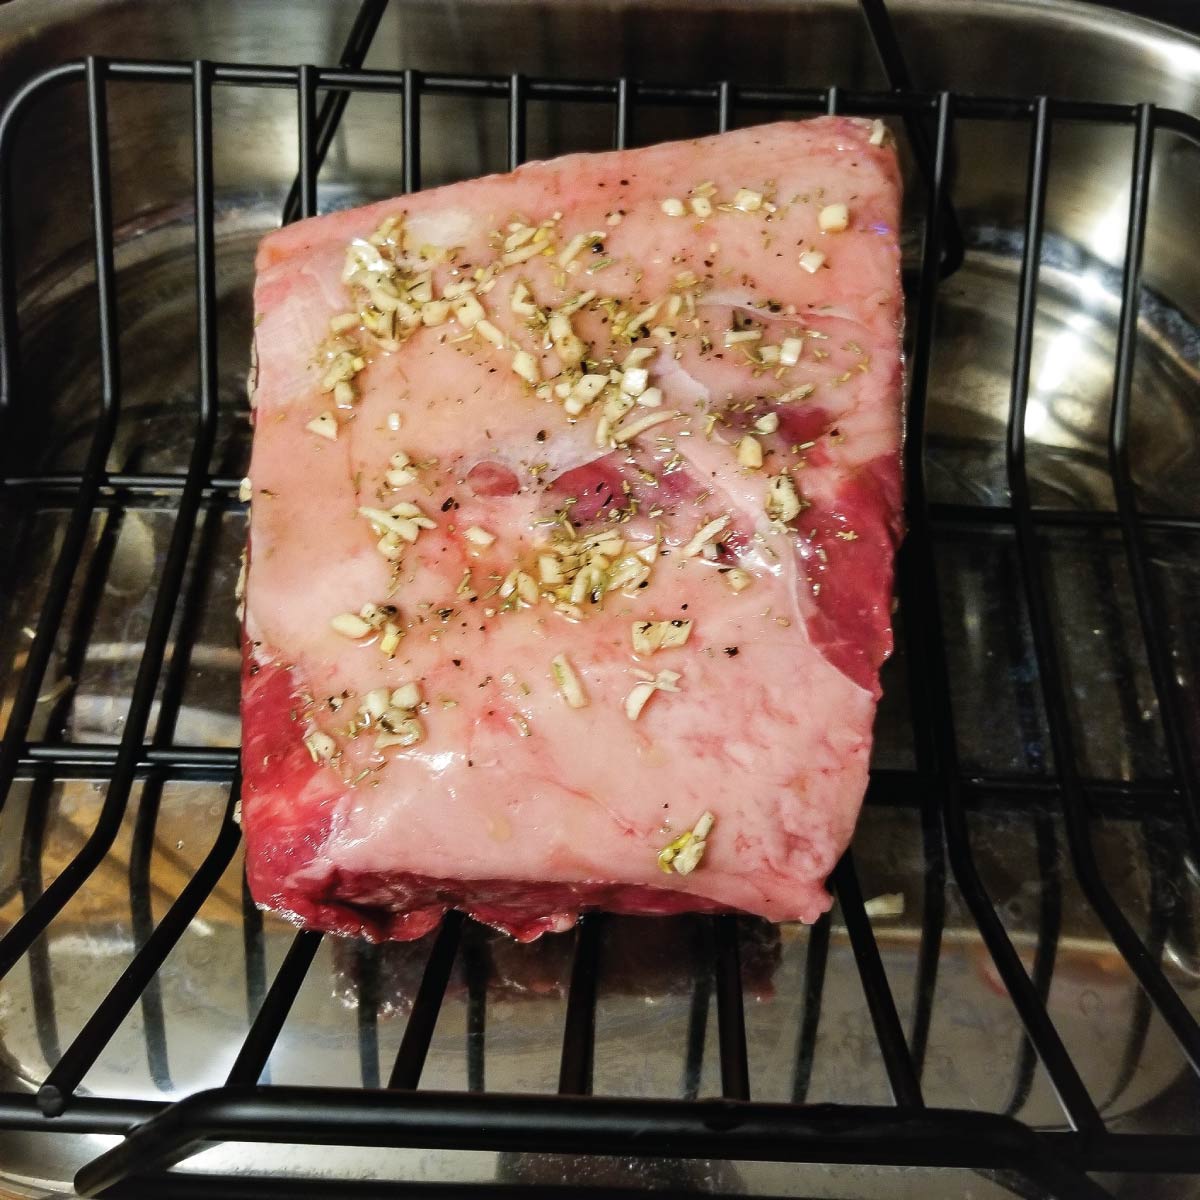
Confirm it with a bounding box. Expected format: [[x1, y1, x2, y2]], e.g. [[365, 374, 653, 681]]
[[0, 0, 1199, 1195]]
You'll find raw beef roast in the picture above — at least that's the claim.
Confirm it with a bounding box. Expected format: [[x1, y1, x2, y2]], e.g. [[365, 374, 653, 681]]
[[242, 116, 904, 941]]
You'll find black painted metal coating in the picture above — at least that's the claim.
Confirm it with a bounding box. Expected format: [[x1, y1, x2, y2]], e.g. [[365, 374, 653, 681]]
[[898, 92, 1104, 1134], [74, 1088, 1118, 1199], [387, 912, 465, 1090]]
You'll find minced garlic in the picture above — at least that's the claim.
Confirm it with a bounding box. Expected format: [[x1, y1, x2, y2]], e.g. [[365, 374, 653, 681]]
[[611, 409, 680, 445], [303, 731, 338, 762], [819, 202, 849, 233], [375, 713, 423, 750], [306, 412, 338, 440], [385, 451, 417, 488], [548, 311, 586, 367], [682, 514, 729, 558], [631, 619, 692, 655], [766, 473, 802, 523], [330, 612, 373, 638], [550, 653, 588, 708], [799, 249, 827, 274], [512, 349, 540, 384], [737, 435, 764, 469], [778, 383, 816, 403], [565, 373, 607, 416], [658, 810, 715, 874], [624, 668, 681, 720]]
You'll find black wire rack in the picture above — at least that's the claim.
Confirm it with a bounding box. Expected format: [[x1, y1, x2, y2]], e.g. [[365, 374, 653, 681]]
[[1, 0, 1199, 1196]]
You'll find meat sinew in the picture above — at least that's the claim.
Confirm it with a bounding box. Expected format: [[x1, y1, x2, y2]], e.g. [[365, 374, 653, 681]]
[[242, 117, 904, 942]]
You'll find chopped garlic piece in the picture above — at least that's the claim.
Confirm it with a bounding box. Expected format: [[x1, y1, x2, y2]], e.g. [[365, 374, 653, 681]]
[[725, 567, 752, 592], [625, 300, 661, 335], [378, 622, 402, 657], [864, 892, 906, 918], [501, 568, 539, 605], [683, 514, 730, 558], [304, 731, 338, 762], [550, 653, 588, 708], [661, 197, 686, 216], [569, 563, 603, 606], [557, 231, 600, 268], [754, 412, 780, 434], [689, 195, 713, 218], [538, 554, 565, 584], [565, 373, 608, 416], [329, 312, 360, 334], [766, 473, 802, 523], [238, 476, 252, 502], [389, 501, 427, 520], [464, 525, 495, 546], [724, 329, 762, 346], [306, 412, 338, 440], [330, 612, 373, 639], [620, 366, 649, 396], [510, 280, 537, 318], [637, 386, 663, 409], [658, 810, 715, 875], [631, 619, 693, 655], [548, 311, 585, 367], [623, 346, 656, 370], [358, 602, 388, 628], [386, 467, 418, 487], [869, 118, 887, 146], [375, 714, 423, 750], [504, 225, 536, 253], [377, 535, 404, 562], [612, 409, 681, 445], [474, 318, 506, 348], [624, 668, 682, 721], [799, 249, 827, 273], [362, 688, 390, 720], [779, 383, 816, 403], [421, 300, 451, 327], [780, 337, 803, 366], [391, 682, 421, 710], [560, 288, 596, 316], [387, 411, 401, 431], [819, 203, 849, 232], [452, 294, 485, 329], [512, 349, 540, 384], [358, 505, 426, 540], [733, 188, 763, 212], [503, 240, 544, 265], [737, 435, 764, 469]]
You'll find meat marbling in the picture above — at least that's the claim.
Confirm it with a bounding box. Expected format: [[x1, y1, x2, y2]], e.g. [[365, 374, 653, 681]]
[[242, 116, 904, 941]]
